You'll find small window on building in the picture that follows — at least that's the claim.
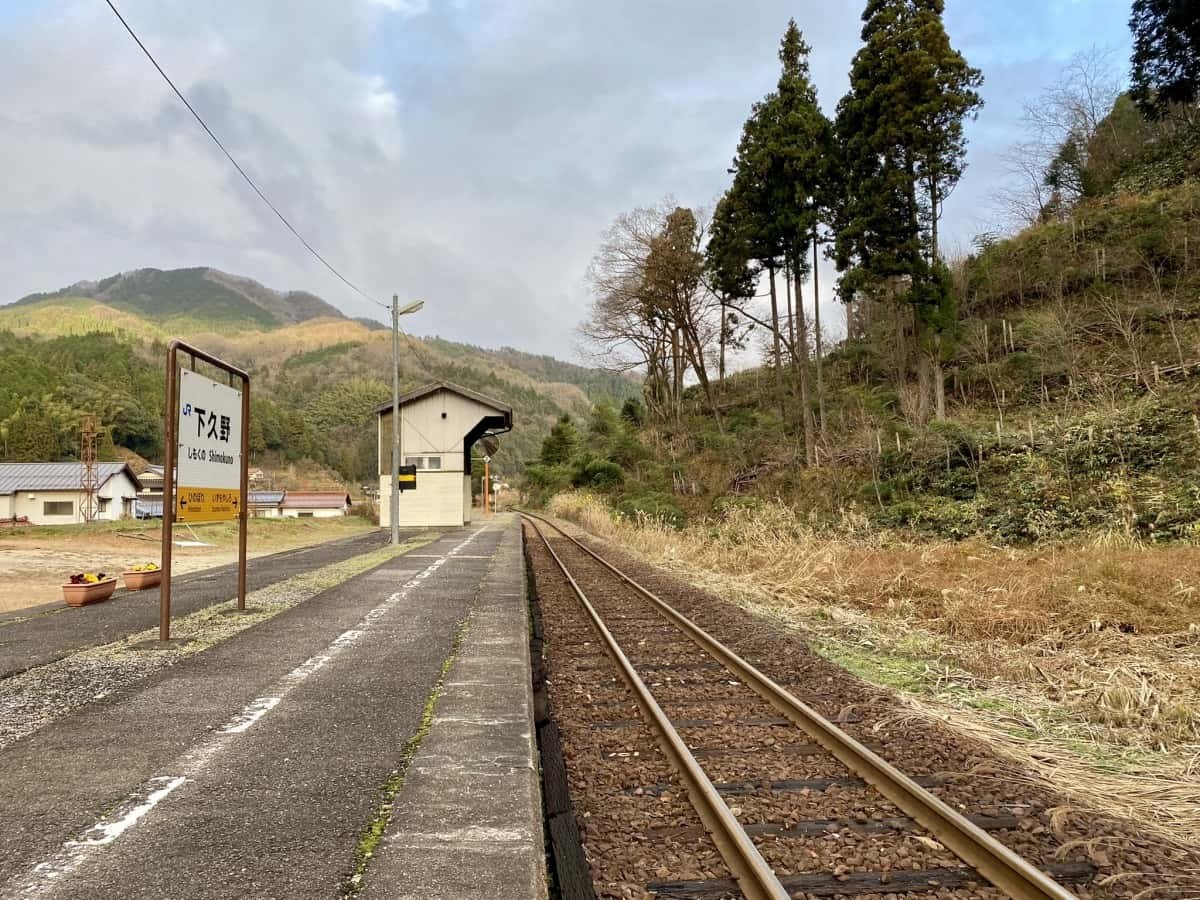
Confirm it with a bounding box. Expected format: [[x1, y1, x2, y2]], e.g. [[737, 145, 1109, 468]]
[[43, 501, 73, 516], [298, 512, 315, 518], [97, 498, 110, 512], [404, 456, 424, 469], [426, 456, 441, 470]]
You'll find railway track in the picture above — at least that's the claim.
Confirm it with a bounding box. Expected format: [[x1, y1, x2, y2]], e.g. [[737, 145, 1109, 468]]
[[522, 511, 1094, 900]]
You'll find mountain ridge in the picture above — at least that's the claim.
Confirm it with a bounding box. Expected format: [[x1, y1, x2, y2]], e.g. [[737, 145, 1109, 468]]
[[0, 266, 639, 483], [11, 266, 352, 331]]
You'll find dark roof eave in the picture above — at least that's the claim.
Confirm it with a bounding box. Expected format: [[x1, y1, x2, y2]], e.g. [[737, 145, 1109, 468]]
[[373, 381, 512, 418]]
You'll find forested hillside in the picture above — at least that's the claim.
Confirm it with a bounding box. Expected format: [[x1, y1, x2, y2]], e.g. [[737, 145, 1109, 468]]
[[0, 269, 638, 484], [536, 0, 1200, 546]]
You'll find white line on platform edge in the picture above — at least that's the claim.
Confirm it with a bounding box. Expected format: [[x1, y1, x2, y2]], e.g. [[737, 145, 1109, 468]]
[[4, 525, 491, 899]]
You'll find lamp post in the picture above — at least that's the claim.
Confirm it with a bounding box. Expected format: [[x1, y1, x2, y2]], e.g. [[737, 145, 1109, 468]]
[[391, 295, 424, 545]]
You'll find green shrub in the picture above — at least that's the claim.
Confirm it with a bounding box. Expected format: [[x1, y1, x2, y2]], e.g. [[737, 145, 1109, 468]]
[[616, 492, 685, 528]]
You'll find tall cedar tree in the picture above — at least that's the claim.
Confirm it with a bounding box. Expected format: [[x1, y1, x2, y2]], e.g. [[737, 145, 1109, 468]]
[[833, 0, 981, 421], [727, 95, 790, 423], [705, 191, 759, 387], [774, 21, 834, 456], [1130, 0, 1200, 118], [722, 22, 834, 460]]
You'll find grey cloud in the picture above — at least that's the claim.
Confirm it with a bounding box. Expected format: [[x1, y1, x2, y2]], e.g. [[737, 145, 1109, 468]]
[[0, 0, 1136, 360]]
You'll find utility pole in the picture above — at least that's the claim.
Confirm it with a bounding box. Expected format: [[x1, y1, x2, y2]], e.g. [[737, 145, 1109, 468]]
[[389, 296, 424, 545], [483, 455, 490, 516], [80, 416, 100, 523], [391, 295, 400, 545]]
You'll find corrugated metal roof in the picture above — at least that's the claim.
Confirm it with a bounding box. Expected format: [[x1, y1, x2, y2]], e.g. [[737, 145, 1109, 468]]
[[0, 462, 142, 495], [135, 499, 163, 518], [280, 491, 351, 509], [249, 491, 285, 507]]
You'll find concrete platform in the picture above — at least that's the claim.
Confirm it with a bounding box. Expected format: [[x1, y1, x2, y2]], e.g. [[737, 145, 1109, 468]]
[[0, 515, 545, 900], [361, 517, 547, 900]]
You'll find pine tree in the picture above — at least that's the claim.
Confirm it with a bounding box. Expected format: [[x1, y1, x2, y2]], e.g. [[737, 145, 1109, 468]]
[[833, 0, 981, 421], [1130, 0, 1200, 118], [539, 415, 579, 466]]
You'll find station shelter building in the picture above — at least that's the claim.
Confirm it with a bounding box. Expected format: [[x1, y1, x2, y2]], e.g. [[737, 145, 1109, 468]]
[[375, 382, 513, 528]]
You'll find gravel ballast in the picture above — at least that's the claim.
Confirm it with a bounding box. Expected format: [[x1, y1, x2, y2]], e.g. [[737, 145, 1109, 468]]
[[524, 518, 1200, 899]]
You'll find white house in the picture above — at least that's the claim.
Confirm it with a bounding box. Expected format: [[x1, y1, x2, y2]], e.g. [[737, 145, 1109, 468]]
[[375, 382, 513, 528], [0, 462, 143, 525], [279, 491, 351, 518], [248, 490, 285, 518]]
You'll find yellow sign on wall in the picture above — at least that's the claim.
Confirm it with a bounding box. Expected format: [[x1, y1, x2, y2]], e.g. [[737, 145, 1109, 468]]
[[177, 486, 241, 522]]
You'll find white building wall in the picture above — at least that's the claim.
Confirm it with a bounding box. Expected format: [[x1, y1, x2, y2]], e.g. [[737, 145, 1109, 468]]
[[9, 471, 140, 525], [378, 471, 465, 528], [281, 507, 345, 519], [378, 388, 504, 528]]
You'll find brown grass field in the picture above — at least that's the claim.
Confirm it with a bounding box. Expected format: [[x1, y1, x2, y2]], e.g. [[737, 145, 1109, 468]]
[[548, 491, 1200, 847]]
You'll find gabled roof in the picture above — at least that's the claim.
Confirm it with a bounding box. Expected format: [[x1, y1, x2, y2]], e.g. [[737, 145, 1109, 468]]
[[248, 490, 285, 507], [0, 462, 142, 495], [374, 381, 513, 419], [280, 491, 351, 510]]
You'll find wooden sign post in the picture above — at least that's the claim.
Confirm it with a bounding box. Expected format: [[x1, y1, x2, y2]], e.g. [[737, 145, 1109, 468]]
[[160, 340, 250, 642]]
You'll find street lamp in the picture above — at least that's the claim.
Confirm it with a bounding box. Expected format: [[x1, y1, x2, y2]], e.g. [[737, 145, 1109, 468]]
[[391, 295, 424, 544]]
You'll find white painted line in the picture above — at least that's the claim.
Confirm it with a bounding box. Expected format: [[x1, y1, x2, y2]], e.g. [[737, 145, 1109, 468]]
[[66, 777, 187, 849], [5, 525, 491, 900], [219, 697, 281, 734]]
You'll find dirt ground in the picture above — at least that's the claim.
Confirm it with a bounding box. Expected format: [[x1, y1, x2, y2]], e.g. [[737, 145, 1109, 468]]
[[0, 517, 377, 613]]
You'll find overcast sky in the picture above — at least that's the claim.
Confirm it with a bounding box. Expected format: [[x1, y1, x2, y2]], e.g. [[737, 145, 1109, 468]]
[[0, 0, 1132, 361]]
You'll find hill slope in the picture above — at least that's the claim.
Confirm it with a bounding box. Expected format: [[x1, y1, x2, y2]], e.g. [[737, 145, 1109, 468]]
[[533, 179, 1200, 545], [0, 268, 639, 485], [12, 267, 347, 332]]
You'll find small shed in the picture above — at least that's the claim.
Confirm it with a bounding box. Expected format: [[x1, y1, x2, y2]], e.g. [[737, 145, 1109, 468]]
[[280, 491, 351, 518], [0, 462, 143, 525], [375, 382, 513, 528]]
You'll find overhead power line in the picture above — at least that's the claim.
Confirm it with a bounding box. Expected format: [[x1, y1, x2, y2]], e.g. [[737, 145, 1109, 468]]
[[101, 0, 388, 311]]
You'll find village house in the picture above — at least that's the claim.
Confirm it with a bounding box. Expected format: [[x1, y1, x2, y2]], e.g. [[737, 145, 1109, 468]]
[[0, 462, 143, 525], [279, 491, 351, 518], [248, 490, 285, 518]]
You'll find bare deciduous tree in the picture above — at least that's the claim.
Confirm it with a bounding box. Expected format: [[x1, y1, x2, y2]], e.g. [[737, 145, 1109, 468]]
[[582, 201, 724, 428], [993, 46, 1124, 226]]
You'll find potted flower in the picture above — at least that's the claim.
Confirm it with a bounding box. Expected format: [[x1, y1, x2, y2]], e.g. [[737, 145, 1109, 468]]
[[121, 562, 162, 591], [62, 572, 118, 607]]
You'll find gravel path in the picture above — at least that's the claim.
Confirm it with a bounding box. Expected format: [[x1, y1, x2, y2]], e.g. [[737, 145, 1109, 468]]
[[525, 519, 1200, 899]]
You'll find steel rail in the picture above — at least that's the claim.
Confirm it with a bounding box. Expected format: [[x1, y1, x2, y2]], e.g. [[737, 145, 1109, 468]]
[[523, 511, 1077, 900], [523, 516, 789, 900]]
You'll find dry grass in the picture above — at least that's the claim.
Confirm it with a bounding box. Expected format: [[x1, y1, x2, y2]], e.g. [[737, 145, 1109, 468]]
[[548, 491, 1200, 846]]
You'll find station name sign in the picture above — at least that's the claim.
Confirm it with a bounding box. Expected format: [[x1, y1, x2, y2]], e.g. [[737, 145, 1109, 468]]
[[176, 369, 244, 522]]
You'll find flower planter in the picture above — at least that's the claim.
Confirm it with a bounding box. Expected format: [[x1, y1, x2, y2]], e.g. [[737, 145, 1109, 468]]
[[62, 578, 118, 608], [121, 569, 162, 591]]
